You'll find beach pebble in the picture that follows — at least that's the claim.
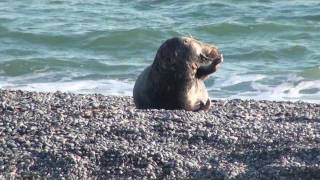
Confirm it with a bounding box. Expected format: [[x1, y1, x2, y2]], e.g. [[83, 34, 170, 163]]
[[0, 89, 319, 179]]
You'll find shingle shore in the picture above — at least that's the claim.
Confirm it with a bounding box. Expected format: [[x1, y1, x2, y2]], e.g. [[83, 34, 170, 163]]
[[0, 89, 319, 179]]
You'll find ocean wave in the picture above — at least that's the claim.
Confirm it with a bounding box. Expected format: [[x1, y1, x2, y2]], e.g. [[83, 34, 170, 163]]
[[299, 66, 320, 80], [82, 28, 170, 52], [0, 58, 141, 77], [195, 22, 303, 36], [238, 80, 320, 103], [211, 73, 320, 103], [212, 74, 266, 88], [0, 26, 80, 47], [2, 73, 320, 103], [1, 79, 134, 96]]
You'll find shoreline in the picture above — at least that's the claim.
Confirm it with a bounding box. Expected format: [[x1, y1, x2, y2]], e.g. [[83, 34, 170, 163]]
[[1, 89, 319, 179], [2, 86, 319, 104]]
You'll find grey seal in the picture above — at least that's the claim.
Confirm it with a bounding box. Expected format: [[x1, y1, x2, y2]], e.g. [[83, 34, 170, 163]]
[[133, 37, 223, 111]]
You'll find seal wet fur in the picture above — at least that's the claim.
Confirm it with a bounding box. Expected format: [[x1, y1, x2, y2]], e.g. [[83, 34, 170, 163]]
[[133, 37, 223, 111]]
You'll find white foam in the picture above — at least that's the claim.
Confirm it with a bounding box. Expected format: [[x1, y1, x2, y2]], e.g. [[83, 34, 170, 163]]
[[1, 79, 134, 96], [226, 78, 320, 103], [213, 73, 266, 87], [209, 73, 320, 103]]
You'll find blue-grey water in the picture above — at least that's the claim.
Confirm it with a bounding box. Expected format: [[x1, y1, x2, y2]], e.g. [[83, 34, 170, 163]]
[[0, 1, 320, 102]]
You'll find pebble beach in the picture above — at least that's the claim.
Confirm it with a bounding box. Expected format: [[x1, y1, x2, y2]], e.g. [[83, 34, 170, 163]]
[[0, 89, 319, 179]]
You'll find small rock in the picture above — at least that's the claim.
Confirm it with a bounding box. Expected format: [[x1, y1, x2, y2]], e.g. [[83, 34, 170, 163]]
[[83, 111, 92, 118]]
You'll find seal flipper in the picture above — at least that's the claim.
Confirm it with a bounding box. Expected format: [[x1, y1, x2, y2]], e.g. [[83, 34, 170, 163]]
[[193, 99, 211, 112], [200, 99, 211, 111], [196, 65, 216, 80], [196, 54, 223, 80]]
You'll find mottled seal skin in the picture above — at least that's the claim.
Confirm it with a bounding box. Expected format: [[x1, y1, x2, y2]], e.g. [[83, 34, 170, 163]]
[[133, 37, 223, 111]]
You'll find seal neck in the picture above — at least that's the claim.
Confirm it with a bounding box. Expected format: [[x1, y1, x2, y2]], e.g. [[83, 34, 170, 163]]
[[151, 62, 194, 83]]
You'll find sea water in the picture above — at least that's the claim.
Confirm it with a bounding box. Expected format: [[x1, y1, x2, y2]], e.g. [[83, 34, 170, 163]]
[[0, 0, 319, 102]]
